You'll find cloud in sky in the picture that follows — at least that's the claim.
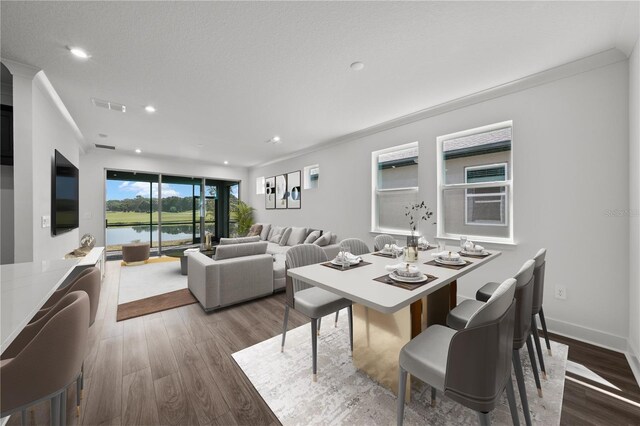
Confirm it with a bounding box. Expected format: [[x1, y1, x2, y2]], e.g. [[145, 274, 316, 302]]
[[115, 181, 181, 198]]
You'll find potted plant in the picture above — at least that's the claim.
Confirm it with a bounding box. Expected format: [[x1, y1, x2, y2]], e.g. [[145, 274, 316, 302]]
[[404, 201, 434, 261], [231, 201, 255, 236]]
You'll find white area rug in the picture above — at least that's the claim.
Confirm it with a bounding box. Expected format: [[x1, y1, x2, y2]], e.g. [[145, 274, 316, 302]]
[[233, 314, 568, 425], [118, 259, 186, 304]]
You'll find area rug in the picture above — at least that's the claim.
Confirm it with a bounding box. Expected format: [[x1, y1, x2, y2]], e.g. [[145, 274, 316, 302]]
[[117, 259, 196, 321], [233, 314, 568, 425], [116, 288, 197, 321]]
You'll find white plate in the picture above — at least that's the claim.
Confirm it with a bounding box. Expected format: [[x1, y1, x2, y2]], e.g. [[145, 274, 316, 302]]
[[434, 258, 466, 266], [461, 250, 489, 256], [331, 258, 361, 266], [389, 272, 429, 283]]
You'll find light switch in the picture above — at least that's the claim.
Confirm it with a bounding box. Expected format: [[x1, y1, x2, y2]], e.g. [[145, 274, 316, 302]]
[[42, 215, 51, 228]]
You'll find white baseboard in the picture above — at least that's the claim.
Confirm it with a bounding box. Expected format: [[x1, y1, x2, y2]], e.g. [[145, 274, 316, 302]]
[[626, 346, 640, 388]]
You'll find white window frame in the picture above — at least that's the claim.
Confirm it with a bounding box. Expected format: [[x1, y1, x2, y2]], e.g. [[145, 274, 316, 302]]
[[464, 163, 508, 227], [371, 141, 419, 235], [436, 121, 514, 244]]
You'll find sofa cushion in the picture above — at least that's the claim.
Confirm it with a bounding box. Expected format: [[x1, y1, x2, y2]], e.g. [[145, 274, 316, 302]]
[[279, 227, 292, 246], [314, 232, 332, 247], [219, 236, 260, 245], [258, 223, 271, 241], [330, 233, 337, 244], [269, 226, 283, 243], [214, 242, 268, 260], [266, 243, 288, 255], [287, 227, 308, 246], [304, 230, 321, 244], [246, 224, 263, 237]]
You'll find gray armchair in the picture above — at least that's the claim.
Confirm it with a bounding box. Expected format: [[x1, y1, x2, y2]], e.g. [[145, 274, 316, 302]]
[[282, 244, 353, 381], [398, 278, 519, 426]]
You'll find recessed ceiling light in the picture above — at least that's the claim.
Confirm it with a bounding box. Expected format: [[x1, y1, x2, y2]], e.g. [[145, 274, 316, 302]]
[[273, 136, 280, 142], [98, 133, 108, 138], [196, 144, 204, 148], [350, 61, 364, 71], [145, 105, 156, 113], [68, 47, 90, 59], [224, 160, 229, 165], [135, 148, 142, 154]]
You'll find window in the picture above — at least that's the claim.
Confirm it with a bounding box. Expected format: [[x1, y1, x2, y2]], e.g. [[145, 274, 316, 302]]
[[371, 142, 418, 234], [437, 122, 513, 243]]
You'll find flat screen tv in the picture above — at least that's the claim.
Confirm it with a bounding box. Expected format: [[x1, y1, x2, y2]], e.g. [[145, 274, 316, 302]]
[[52, 149, 79, 235]]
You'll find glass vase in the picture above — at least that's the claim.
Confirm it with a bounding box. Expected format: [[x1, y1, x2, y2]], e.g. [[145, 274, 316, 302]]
[[405, 235, 419, 263]]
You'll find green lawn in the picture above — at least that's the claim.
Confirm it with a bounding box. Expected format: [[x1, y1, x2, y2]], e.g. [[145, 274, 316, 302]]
[[106, 211, 209, 224]]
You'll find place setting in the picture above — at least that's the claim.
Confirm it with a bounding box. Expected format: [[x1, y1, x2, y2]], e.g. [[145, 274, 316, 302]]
[[458, 238, 492, 258], [321, 247, 371, 271], [373, 262, 438, 291], [425, 249, 473, 270]]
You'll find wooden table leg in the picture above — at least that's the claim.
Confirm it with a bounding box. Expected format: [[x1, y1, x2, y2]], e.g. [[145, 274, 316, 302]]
[[449, 280, 458, 309]]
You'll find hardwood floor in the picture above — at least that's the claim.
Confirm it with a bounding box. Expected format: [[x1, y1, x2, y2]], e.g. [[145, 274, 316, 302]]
[[8, 261, 640, 425]]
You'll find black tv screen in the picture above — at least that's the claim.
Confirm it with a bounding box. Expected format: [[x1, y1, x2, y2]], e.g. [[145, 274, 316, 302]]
[[52, 150, 79, 235]]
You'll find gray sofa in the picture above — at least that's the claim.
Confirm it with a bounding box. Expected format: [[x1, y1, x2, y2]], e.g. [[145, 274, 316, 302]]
[[188, 242, 274, 311]]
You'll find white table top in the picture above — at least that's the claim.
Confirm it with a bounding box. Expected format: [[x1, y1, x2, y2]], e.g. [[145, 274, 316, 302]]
[[287, 249, 501, 314], [1, 258, 79, 353]]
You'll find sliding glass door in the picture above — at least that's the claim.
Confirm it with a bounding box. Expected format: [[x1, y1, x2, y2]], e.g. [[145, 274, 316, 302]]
[[105, 169, 240, 255]]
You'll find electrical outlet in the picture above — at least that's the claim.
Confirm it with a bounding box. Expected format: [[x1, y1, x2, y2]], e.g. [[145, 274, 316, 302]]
[[41, 215, 51, 228], [555, 285, 567, 300]]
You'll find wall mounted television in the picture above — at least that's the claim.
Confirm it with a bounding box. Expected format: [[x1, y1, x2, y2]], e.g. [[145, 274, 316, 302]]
[[52, 149, 79, 235]]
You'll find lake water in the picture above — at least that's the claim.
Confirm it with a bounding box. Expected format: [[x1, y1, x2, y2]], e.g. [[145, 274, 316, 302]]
[[106, 225, 195, 246]]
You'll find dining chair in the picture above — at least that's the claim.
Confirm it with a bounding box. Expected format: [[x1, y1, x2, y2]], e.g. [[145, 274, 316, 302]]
[[447, 260, 539, 426], [281, 244, 353, 381], [374, 234, 396, 251], [476, 249, 550, 379], [1, 291, 90, 426], [338, 238, 371, 256], [29, 266, 101, 416], [397, 278, 519, 426]]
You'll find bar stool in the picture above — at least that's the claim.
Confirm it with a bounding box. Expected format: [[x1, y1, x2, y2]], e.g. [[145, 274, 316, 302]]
[[1, 292, 90, 426]]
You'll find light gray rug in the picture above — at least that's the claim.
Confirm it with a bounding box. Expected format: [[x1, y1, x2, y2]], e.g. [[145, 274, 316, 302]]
[[233, 313, 568, 425], [118, 259, 186, 304]]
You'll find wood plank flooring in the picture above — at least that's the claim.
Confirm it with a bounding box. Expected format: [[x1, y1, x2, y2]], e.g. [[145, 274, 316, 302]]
[[7, 261, 640, 425]]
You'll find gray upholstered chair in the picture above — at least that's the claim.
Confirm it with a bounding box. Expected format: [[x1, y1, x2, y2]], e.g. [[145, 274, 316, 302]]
[[374, 234, 396, 251], [282, 244, 353, 381], [397, 278, 519, 426], [476, 249, 550, 379], [1, 291, 90, 426], [338, 238, 371, 256], [448, 260, 538, 426]]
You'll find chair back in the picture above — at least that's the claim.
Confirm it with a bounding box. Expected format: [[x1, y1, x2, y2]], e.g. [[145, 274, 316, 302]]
[[41, 267, 93, 310], [285, 245, 329, 306], [339, 238, 370, 256], [0, 291, 90, 414], [374, 234, 395, 251], [69, 267, 101, 325], [444, 279, 516, 414], [531, 248, 547, 314], [466, 278, 516, 329], [511, 259, 536, 348]]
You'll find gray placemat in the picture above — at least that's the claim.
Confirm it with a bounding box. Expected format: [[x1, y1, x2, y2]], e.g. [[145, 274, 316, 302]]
[[424, 259, 473, 270], [321, 260, 372, 271], [373, 273, 438, 291]]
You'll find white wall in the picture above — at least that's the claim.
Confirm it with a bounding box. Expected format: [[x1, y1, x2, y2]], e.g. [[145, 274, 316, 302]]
[[79, 149, 249, 247], [249, 59, 630, 349], [628, 36, 640, 362]]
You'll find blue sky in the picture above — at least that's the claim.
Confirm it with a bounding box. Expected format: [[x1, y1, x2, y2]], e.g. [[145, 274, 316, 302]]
[[107, 180, 238, 200]]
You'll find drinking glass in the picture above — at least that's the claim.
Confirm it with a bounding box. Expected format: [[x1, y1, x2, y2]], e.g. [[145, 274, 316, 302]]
[[437, 240, 446, 253], [460, 236, 467, 251]]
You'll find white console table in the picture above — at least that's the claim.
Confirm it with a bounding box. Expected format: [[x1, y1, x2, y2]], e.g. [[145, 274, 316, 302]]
[[0, 247, 105, 354]]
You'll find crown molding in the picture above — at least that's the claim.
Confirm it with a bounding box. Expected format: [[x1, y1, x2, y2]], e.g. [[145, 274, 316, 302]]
[[250, 48, 628, 170], [0, 58, 40, 79]]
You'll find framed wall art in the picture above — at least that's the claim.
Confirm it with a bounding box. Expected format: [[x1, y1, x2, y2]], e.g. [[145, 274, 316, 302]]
[[286, 170, 301, 209], [265, 176, 276, 209], [275, 174, 287, 209]]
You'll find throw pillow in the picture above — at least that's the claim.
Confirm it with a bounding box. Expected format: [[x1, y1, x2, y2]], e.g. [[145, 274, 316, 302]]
[[314, 232, 332, 247], [269, 232, 282, 243], [246, 224, 263, 237], [279, 227, 292, 246], [304, 230, 321, 244], [287, 227, 308, 246], [259, 224, 271, 241], [269, 226, 283, 241]]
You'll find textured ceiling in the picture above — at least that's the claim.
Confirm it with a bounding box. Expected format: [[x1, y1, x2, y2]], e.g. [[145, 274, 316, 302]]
[[1, 1, 636, 167]]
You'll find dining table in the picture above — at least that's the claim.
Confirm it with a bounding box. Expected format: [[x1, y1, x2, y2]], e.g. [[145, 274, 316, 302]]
[[287, 245, 501, 395]]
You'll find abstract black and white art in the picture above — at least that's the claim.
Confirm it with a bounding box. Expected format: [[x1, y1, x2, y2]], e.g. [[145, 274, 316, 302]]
[[286, 171, 301, 209], [265, 176, 276, 209], [275, 174, 287, 209]]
